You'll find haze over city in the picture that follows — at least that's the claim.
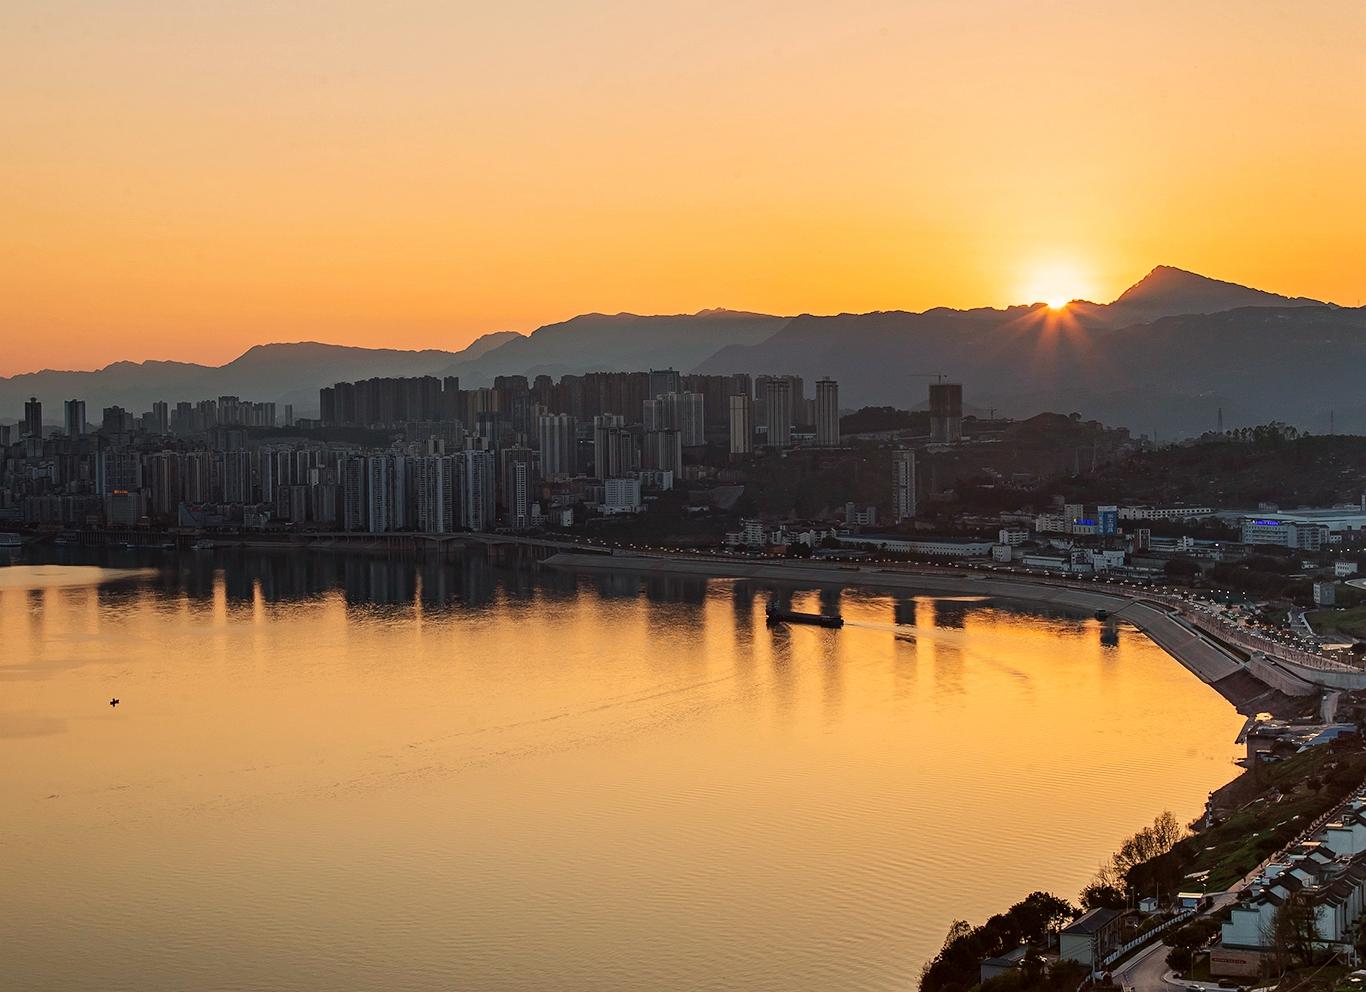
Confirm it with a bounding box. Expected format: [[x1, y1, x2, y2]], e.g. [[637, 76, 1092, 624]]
[[5, 1, 1365, 374]]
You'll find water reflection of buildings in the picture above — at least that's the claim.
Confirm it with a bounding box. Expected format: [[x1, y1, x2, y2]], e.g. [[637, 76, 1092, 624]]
[[643, 575, 707, 606], [590, 571, 644, 600]]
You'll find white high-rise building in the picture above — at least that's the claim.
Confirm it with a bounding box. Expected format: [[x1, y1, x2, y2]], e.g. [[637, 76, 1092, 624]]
[[365, 456, 392, 533], [643, 392, 704, 446], [499, 446, 538, 530], [645, 429, 683, 478], [728, 394, 753, 455], [457, 448, 496, 531], [763, 378, 793, 447], [893, 449, 917, 522], [668, 392, 705, 446], [537, 414, 578, 479], [223, 450, 250, 504], [593, 416, 637, 480], [593, 414, 625, 476], [414, 456, 455, 533], [642, 399, 664, 432], [815, 379, 839, 447]]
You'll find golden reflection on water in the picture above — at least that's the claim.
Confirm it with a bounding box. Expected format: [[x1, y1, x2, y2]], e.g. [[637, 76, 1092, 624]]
[[1, 560, 1242, 992]]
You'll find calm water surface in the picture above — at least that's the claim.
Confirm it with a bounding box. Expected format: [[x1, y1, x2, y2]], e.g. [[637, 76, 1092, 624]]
[[2, 552, 1242, 991]]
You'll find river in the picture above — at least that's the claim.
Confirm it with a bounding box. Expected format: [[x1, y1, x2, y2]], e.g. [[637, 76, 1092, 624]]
[[1, 550, 1243, 991]]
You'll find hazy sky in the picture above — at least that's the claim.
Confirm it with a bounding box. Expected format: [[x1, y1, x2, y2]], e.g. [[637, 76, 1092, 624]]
[[4, 1, 1364, 374]]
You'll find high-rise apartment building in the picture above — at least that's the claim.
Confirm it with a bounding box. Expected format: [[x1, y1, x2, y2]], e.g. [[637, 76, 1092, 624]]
[[815, 379, 839, 446], [414, 455, 456, 533], [893, 449, 917, 522], [647, 368, 682, 399], [23, 397, 42, 439], [763, 378, 793, 447], [364, 456, 392, 533], [340, 457, 367, 531], [537, 414, 578, 479], [667, 392, 705, 446], [63, 399, 86, 438], [728, 394, 753, 455], [457, 448, 496, 531], [644, 429, 683, 478], [643, 393, 704, 446], [499, 445, 539, 530], [592, 414, 641, 479], [223, 450, 251, 505]]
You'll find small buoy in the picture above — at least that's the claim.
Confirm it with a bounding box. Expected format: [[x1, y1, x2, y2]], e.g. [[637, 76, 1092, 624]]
[[109, 698, 119, 707]]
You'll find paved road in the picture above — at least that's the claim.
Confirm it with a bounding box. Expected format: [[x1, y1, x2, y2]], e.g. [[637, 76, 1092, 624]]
[[1115, 939, 1170, 992]]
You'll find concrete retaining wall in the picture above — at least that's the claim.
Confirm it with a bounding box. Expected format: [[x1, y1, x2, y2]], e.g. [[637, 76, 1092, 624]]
[[1275, 656, 1366, 691], [1244, 654, 1320, 697]]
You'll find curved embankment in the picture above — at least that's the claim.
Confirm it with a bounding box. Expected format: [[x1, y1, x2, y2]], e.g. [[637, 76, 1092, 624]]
[[543, 552, 1315, 713]]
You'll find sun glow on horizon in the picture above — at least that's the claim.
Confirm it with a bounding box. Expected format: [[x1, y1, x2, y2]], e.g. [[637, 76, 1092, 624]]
[[1023, 260, 1093, 312], [3, 3, 1364, 374]]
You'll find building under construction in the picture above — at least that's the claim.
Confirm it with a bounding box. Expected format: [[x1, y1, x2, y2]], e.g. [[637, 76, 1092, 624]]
[[928, 382, 963, 443]]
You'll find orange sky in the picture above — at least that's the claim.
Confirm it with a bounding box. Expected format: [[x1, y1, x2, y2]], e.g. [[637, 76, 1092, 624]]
[[3, 1, 1364, 375]]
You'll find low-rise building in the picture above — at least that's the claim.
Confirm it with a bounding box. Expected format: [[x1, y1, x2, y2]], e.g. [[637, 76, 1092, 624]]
[[979, 945, 1030, 984], [602, 478, 642, 515], [844, 502, 878, 527], [998, 527, 1029, 546], [1242, 517, 1329, 550], [838, 534, 994, 558], [1119, 505, 1215, 521], [739, 518, 766, 548], [1217, 803, 1366, 974], [1058, 908, 1122, 969]]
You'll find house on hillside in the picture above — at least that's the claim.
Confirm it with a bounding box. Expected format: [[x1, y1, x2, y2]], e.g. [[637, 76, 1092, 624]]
[[1058, 908, 1122, 969]]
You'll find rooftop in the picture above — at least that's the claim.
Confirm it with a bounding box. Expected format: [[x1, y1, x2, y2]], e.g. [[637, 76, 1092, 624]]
[[1060, 907, 1121, 935]]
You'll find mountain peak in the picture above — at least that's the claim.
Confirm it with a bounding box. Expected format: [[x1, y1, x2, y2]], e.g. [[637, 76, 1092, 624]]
[[1111, 265, 1323, 314]]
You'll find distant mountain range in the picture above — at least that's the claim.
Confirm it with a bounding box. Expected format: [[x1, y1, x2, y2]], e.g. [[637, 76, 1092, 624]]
[[4, 266, 1362, 439]]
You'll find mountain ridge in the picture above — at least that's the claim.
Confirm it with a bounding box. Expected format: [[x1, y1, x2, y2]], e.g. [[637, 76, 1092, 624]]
[[3, 267, 1356, 438]]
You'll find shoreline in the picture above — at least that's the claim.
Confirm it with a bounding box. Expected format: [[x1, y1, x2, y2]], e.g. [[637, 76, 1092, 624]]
[[543, 551, 1307, 716]]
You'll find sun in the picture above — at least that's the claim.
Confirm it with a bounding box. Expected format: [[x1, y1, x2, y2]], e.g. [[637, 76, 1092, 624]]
[[1023, 259, 1091, 311]]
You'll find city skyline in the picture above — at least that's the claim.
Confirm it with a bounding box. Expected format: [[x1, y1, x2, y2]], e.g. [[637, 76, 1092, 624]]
[[5, 2, 1366, 375]]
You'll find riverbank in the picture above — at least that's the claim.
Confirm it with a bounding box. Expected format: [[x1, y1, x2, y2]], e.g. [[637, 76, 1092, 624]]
[[544, 552, 1308, 715]]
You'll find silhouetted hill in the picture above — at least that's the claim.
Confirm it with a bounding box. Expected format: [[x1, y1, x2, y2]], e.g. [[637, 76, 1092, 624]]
[[1103, 265, 1323, 324], [444, 309, 787, 383], [0, 336, 517, 421], [694, 301, 1365, 438]]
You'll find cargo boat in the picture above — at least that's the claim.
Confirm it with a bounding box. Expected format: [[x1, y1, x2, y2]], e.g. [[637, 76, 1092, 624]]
[[765, 602, 845, 628]]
